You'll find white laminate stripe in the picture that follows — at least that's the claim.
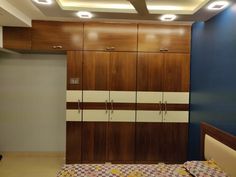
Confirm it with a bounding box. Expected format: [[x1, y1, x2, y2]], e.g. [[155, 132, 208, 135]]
[[163, 92, 189, 104], [83, 91, 109, 102], [110, 110, 135, 122], [66, 110, 82, 121], [136, 111, 162, 122], [66, 90, 82, 102], [110, 91, 136, 103], [163, 111, 189, 123], [83, 110, 109, 122], [137, 92, 163, 103]]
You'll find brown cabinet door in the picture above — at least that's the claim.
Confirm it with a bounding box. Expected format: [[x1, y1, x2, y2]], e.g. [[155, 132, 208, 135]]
[[108, 122, 135, 163], [67, 51, 83, 90], [137, 53, 164, 91], [161, 123, 188, 163], [66, 122, 82, 164], [82, 122, 107, 163], [3, 27, 31, 51], [32, 21, 83, 51], [163, 53, 190, 92], [83, 51, 110, 90], [84, 22, 137, 51], [135, 123, 164, 163], [138, 24, 191, 53], [110, 52, 137, 91]]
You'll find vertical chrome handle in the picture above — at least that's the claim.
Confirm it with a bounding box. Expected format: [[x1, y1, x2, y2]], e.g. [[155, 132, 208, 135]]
[[111, 100, 114, 114], [164, 101, 167, 115], [105, 100, 108, 114], [159, 101, 162, 115], [78, 99, 80, 113]]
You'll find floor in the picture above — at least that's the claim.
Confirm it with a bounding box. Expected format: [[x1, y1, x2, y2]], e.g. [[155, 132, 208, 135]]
[[0, 152, 64, 177]]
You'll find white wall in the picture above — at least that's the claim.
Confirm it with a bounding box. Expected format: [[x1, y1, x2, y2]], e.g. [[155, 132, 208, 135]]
[[0, 26, 3, 48], [0, 53, 66, 152]]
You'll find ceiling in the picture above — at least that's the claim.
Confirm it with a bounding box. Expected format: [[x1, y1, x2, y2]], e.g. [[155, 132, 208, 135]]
[[0, 0, 235, 27]]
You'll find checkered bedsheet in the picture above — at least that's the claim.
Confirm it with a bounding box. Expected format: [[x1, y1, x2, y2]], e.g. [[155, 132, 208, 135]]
[[57, 163, 192, 177]]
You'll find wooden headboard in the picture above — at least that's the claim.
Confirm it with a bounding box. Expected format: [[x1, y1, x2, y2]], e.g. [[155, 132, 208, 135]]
[[200, 122, 236, 159], [200, 122, 236, 176]]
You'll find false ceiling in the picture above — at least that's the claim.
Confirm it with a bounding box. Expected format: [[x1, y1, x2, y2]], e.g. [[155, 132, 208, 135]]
[[0, 0, 235, 27], [56, 0, 208, 14]]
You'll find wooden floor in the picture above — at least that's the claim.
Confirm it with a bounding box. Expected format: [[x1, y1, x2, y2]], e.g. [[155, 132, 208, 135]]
[[0, 152, 64, 177]]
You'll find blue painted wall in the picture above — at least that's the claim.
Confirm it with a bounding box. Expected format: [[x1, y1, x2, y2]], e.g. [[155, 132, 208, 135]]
[[189, 4, 236, 160]]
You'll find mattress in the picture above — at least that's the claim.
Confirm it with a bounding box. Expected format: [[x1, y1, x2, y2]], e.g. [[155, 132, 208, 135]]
[[57, 163, 191, 177]]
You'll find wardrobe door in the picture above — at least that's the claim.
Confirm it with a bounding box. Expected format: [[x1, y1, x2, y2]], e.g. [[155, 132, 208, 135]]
[[83, 51, 110, 90], [67, 51, 83, 90], [135, 123, 163, 163], [82, 122, 107, 163], [82, 51, 110, 163], [84, 22, 137, 51], [136, 53, 164, 123], [137, 53, 164, 91], [162, 123, 188, 163], [66, 51, 83, 164], [138, 24, 191, 53], [66, 122, 82, 164], [32, 21, 83, 51], [163, 53, 190, 92], [108, 52, 136, 162], [108, 122, 135, 163], [110, 52, 137, 91]]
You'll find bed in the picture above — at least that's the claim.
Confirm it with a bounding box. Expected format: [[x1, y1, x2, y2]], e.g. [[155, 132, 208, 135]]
[[57, 122, 236, 177]]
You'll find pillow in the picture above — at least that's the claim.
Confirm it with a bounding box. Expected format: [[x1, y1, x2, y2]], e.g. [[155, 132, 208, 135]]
[[184, 160, 228, 177]]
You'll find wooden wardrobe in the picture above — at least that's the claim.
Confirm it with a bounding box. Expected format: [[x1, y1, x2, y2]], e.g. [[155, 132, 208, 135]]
[[2, 21, 191, 164]]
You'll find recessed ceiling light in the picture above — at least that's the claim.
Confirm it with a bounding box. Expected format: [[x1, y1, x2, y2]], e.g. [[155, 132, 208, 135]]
[[160, 14, 177, 21], [76, 11, 93, 19], [32, 0, 52, 5], [207, 1, 229, 10]]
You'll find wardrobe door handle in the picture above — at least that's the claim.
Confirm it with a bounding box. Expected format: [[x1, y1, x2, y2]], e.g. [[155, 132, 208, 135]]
[[159, 101, 162, 115], [105, 100, 108, 113], [110, 47, 115, 51], [52, 45, 63, 49], [164, 101, 167, 115], [78, 99, 81, 113], [160, 48, 168, 52], [111, 100, 114, 114]]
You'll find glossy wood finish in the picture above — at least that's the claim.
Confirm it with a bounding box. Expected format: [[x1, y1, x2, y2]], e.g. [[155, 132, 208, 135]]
[[138, 24, 191, 53], [166, 104, 189, 111], [135, 123, 163, 162], [82, 122, 107, 163], [137, 53, 164, 91], [67, 51, 83, 90], [32, 21, 83, 51], [110, 52, 137, 91], [3, 27, 31, 51], [108, 123, 135, 162], [84, 22, 137, 51], [163, 53, 190, 92], [136, 103, 161, 110], [162, 123, 188, 163], [200, 122, 236, 160], [83, 51, 110, 90], [66, 122, 81, 164]]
